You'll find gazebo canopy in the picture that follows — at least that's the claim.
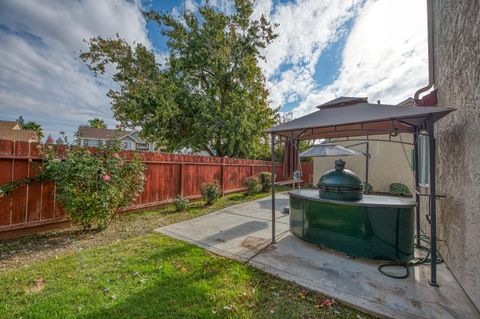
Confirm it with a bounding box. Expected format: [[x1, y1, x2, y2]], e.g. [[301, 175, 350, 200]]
[[267, 96, 456, 287], [267, 97, 454, 140], [299, 144, 361, 157]]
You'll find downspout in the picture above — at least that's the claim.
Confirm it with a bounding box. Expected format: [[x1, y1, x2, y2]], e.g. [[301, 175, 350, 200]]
[[414, 0, 434, 100]]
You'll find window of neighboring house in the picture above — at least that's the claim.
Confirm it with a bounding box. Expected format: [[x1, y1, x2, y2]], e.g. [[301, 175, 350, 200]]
[[136, 143, 148, 149], [83, 139, 99, 147], [418, 134, 430, 187], [90, 140, 100, 147], [123, 141, 132, 150]]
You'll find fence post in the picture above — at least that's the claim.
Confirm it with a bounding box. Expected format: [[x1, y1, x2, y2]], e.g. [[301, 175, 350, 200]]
[[221, 157, 225, 196], [179, 163, 184, 196]]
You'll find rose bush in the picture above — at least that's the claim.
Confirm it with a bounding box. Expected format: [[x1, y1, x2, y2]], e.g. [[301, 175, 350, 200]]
[[41, 141, 145, 230], [200, 182, 221, 205]]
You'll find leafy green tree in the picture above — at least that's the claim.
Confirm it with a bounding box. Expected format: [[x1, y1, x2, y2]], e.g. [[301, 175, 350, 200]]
[[88, 118, 107, 129], [23, 121, 44, 140], [80, 0, 278, 158]]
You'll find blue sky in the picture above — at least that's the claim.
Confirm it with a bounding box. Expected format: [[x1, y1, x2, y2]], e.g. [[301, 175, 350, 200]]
[[0, 0, 428, 140]]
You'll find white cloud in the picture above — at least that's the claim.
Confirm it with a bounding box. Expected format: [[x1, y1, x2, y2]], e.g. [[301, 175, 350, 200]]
[[0, 0, 428, 140], [287, 0, 428, 117], [254, 0, 363, 108], [0, 0, 151, 140]]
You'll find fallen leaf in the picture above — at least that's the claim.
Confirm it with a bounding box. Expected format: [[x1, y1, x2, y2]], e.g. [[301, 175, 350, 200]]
[[316, 298, 336, 308]]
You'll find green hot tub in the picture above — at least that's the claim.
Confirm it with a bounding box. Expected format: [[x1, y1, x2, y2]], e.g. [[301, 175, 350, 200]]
[[289, 189, 416, 261]]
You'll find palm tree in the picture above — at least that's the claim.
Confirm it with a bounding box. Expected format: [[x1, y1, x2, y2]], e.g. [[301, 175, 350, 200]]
[[23, 121, 44, 140], [88, 118, 107, 129]]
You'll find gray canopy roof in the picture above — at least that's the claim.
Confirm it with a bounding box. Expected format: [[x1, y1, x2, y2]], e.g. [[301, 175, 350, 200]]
[[267, 97, 454, 140], [299, 144, 361, 157]]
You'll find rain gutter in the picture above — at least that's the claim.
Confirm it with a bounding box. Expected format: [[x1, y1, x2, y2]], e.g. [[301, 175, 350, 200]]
[[414, 0, 434, 100]]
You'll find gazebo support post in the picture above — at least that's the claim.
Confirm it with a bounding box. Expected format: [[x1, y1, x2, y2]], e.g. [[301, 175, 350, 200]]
[[414, 129, 421, 247], [271, 133, 276, 244], [365, 142, 369, 194], [427, 115, 439, 287], [295, 139, 299, 188]]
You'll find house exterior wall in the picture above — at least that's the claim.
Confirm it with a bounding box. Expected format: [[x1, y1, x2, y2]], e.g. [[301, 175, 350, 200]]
[[79, 136, 154, 151], [313, 134, 414, 192], [421, 0, 480, 308], [120, 136, 136, 150]]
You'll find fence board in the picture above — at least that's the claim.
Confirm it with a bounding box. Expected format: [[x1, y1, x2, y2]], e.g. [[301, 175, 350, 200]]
[[0, 140, 313, 237]]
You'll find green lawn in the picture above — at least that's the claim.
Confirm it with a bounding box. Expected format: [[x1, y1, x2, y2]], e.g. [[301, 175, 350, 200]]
[[0, 189, 370, 319]]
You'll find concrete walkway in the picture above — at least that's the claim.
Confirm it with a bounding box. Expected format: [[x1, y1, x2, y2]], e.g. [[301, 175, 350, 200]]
[[155, 193, 479, 319]]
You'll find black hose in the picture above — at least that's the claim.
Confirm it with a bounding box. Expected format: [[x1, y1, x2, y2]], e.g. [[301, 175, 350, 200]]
[[378, 234, 443, 279]]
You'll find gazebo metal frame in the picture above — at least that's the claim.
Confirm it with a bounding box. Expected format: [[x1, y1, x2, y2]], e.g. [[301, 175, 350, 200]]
[[267, 98, 454, 286]]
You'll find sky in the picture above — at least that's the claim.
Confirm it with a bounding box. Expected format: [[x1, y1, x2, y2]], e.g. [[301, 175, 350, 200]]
[[0, 0, 428, 140]]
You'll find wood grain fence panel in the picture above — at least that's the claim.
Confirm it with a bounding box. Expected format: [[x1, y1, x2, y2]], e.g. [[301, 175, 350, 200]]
[[41, 182, 55, 220], [27, 175, 42, 223], [0, 139, 294, 237], [0, 158, 12, 226], [11, 159, 28, 224], [224, 165, 251, 191]]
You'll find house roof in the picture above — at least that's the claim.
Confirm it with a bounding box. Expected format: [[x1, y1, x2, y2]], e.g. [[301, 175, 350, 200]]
[[266, 97, 454, 140], [77, 126, 132, 139], [0, 128, 37, 142], [0, 121, 19, 130], [317, 97, 368, 109], [77, 126, 148, 143]]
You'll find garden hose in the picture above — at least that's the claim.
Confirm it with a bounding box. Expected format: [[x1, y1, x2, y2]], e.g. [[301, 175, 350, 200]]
[[378, 234, 443, 279]]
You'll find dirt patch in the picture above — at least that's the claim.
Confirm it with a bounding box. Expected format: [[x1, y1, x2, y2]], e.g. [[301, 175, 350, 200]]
[[241, 236, 269, 251]]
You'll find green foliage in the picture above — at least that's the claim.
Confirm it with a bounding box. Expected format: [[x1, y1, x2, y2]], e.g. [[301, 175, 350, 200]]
[[365, 182, 373, 193], [174, 195, 189, 211], [15, 116, 44, 140], [15, 115, 25, 128], [244, 176, 261, 195], [389, 183, 412, 197], [88, 118, 107, 128], [200, 182, 221, 205], [0, 176, 42, 198], [258, 171, 272, 192], [41, 141, 145, 230], [80, 0, 278, 158]]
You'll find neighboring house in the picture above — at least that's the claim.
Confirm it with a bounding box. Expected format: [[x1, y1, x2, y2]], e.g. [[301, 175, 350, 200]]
[[312, 100, 415, 193], [417, 0, 480, 309], [76, 126, 155, 151], [0, 120, 38, 142]]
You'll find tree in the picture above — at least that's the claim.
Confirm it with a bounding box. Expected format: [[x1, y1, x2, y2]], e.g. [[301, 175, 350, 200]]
[[88, 118, 107, 129], [15, 116, 44, 140], [23, 121, 44, 140], [16, 115, 25, 128], [80, 0, 278, 158]]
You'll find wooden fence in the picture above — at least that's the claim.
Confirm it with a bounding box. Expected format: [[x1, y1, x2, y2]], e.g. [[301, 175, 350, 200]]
[[0, 140, 313, 238]]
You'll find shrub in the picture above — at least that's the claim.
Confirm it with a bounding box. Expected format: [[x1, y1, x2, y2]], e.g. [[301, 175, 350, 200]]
[[200, 182, 221, 205], [258, 172, 272, 192], [365, 182, 373, 193], [41, 141, 145, 230], [174, 195, 189, 211], [244, 176, 261, 195], [389, 183, 412, 197]]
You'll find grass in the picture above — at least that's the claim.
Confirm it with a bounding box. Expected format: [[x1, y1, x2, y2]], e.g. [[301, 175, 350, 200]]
[[0, 188, 371, 318]]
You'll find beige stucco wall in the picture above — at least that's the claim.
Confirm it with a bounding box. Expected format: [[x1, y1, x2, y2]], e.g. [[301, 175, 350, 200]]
[[313, 134, 414, 192], [420, 0, 480, 309]]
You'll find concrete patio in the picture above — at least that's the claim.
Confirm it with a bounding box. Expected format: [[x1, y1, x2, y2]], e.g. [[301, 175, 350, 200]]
[[155, 192, 480, 318]]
